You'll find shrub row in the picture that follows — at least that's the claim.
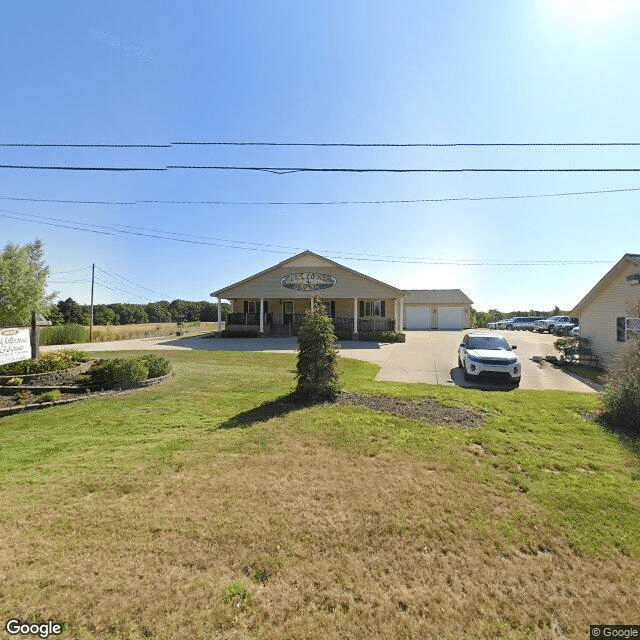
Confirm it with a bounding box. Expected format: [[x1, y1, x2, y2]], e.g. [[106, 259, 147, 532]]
[[0, 350, 91, 375], [88, 354, 172, 388]]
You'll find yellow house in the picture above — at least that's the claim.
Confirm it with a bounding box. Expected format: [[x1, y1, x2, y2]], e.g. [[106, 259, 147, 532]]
[[571, 253, 640, 368]]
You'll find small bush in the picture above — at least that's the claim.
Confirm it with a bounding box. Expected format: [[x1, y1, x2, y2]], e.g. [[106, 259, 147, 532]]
[[89, 358, 149, 388], [295, 296, 341, 401], [38, 390, 63, 403], [6, 377, 23, 386], [0, 350, 89, 375], [221, 330, 258, 338], [139, 354, 172, 378], [602, 301, 640, 435], [40, 324, 89, 346], [359, 331, 398, 343], [15, 390, 34, 405]]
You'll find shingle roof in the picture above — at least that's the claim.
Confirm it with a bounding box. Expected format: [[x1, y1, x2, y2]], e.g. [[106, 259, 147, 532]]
[[403, 289, 473, 305]]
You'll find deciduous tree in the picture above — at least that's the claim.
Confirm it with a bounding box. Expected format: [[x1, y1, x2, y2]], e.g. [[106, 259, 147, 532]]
[[0, 239, 55, 324]]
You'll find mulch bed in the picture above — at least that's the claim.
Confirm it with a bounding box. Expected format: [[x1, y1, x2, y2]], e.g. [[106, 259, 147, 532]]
[[335, 392, 483, 428], [220, 391, 483, 429], [0, 361, 170, 415]]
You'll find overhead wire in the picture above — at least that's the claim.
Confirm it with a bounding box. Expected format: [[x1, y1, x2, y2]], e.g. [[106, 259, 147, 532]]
[[2, 185, 640, 206], [0, 207, 616, 266]]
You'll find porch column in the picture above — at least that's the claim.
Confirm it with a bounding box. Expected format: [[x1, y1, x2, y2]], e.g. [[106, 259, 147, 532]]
[[394, 299, 399, 332], [352, 297, 359, 340], [258, 297, 265, 337], [399, 298, 404, 332], [217, 298, 223, 334]]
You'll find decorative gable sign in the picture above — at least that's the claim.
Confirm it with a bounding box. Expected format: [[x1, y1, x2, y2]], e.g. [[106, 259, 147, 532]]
[[280, 273, 336, 291], [0, 328, 31, 366]]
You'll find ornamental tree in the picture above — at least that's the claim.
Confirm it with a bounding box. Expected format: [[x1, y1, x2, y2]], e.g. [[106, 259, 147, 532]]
[[0, 239, 55, 325], [295, 295, 341, 401]]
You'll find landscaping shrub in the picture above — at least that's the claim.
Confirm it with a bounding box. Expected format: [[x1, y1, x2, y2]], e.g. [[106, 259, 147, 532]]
[[221, 330, 258, 338], [295, 296, 341, 401], [89, 358, 149, 388], [139, 354, 172, 378], [358, 331, 398, 343], [38, 390, 62, 403], [6, 377, 23, 386], [39, 323, 89, 346], [0, 350, 90, 375], [602, 300, 640, 435]]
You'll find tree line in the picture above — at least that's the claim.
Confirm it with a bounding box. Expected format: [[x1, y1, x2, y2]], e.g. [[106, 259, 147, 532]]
[[49, 298, 230, 326]]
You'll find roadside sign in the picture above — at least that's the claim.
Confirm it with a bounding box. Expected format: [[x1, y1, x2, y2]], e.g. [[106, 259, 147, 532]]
[[0, 328, 31, 366]]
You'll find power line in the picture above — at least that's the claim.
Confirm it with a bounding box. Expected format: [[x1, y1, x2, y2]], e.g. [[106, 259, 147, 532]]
[[1, 185, 640, 206], [95, 266, 174, 299], [0, 143, 169, 148], [0, 195, 135, 205], [0, 165, 164, 171], [4, 140, 640, 148], [4, 163, 640, 174], [172, 140, 640, 147], [93, 277, 152, 301], [0, 207, 616, 266], [169, 165, 640, 174]]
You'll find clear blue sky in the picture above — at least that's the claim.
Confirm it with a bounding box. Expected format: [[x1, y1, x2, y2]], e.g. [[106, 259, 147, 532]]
[[2, 0, 639, 311]]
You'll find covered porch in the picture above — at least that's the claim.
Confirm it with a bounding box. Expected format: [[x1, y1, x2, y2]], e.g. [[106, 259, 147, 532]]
[[217, 296, 405, 339]]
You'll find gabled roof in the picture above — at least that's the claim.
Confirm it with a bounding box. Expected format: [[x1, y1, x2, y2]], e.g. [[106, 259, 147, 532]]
[[572, 253, 640, 314], [403, 289, 473, 305], [211, 250, 406, 298]]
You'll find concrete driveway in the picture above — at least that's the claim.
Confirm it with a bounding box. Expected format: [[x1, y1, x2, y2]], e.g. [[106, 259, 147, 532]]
[[43, 330, 598, 393], [374, 330, 599, 393]]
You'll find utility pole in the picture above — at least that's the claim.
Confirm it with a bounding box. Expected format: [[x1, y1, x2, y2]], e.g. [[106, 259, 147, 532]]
[[89, 263, 95, 343]]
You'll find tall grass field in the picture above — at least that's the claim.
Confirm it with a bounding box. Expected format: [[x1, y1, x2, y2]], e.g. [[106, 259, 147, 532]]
[[39, 322, 219, 345], [1, 350, 638, 639]]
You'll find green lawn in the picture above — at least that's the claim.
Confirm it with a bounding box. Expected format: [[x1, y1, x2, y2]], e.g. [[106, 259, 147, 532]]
[[0, 350, 638, 639]]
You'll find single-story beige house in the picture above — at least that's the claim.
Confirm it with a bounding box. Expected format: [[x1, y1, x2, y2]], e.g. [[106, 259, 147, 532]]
[[210, 250, 473, 337], [571, 253, 640, 368]]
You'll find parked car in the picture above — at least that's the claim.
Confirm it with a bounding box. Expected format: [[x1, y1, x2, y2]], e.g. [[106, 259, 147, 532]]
[[496, 317, 513, 330], [458, 332, 521, 386], [535, 315, 572, 333], [550, 317, 579, 335], [505, 316, 542, 331], [487, 322, 497, 329]]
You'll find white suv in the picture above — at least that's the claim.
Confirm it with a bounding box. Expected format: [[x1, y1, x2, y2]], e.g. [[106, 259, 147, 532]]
[[458, 333, 521, 386]]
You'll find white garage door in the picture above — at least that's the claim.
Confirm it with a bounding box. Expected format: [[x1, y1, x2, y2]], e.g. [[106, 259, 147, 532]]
[[437, 307, 465, 330], [404, 305, 431, 330]]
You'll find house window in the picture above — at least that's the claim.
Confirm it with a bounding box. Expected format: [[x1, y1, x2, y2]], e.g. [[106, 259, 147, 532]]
[[617, 316, 640, 341], [627, 317, 640, 340], [359, 301, 386, 317], [244, 300, 265, 315]]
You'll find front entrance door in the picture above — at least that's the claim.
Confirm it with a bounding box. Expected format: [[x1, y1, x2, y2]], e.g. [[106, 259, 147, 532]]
[[283, 301, 293, 325]]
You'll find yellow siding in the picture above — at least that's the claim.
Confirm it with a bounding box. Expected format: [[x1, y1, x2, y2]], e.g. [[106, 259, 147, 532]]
[[579, 261, 640, 368], [219, 261, 402, 300]]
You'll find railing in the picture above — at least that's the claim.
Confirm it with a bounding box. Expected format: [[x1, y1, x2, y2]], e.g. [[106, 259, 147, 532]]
[[227, 312, 272, 326], [357, 318, 394, 332]]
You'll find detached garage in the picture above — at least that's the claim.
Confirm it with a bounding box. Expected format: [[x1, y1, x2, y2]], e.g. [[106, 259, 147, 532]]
[[403, 290, 473, 330]]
